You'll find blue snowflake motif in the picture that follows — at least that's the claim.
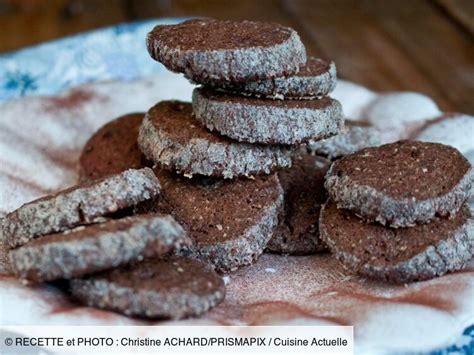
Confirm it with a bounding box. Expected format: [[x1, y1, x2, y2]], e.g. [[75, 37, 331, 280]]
[[430, 324, 474, 354], [4, 71, 38, 96]]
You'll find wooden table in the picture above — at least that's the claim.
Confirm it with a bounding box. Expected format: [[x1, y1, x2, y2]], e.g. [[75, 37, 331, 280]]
[[1, 0, 473, 113]]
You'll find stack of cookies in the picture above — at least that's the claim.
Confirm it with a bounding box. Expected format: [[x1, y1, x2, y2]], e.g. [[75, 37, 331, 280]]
[[319, 140, 473, 283], [3, 18, 346, 319], [5, 18, 472, 322], [142, 18, 344, 179], [138, 19, 344, 258]]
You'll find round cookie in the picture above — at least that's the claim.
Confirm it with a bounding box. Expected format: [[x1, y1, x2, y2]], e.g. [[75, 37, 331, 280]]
[[211, 58, 337, 99], [147, 19, 306, 85], [307, 120, 381, 160], [9, 214, 190, 282], [325, 141, 473, 228], [70, 256, 225, 319], [319, 200, 474, 283], [363, 92, 441, 144], [79, 113, 150, 182], [412, 113, 474, 164], [137, 169, 283, 272], [3, 168, 160, 248], [138, 101, 293, 178], [267, 154, 330, 255], [192, 88, 343, 145]]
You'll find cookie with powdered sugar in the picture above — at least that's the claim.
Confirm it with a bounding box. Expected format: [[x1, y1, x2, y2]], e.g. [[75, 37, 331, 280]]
[[0, 218, 11, 274], [325, 141, 473, 228], [319, 200, 474, 283], [138, 101, 293, 179], [137, 169, 283, 272], [210, 57, 337, 99], [307, 120, 381, 160], [364, 92, 441, 143], [3, 168, 160, 248], [10, 214, 190, 282], [267, 154, 330, 255], [79, 113, 151, 182], [412, 113, 474, 164], [146, 19, 306, 85], [192, 88, 343, 145], [70, 256, 225, 319]]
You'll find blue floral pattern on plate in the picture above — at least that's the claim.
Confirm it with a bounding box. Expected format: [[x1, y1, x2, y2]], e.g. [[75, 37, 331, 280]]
[[0, 18, 472, 355], [0, 18, 182, 102]]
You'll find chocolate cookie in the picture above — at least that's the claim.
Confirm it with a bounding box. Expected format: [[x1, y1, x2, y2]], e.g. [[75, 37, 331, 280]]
[[138, 101, 293, 178], [147, 19, 306, 85], [192, 88, 343, 145], [70, 256, 225, 319], [325, 141, 473, 228], [10, 214, 189, 282], [0, 218, 12, 274], [319, 200, 474, 283], [307, 120, 381, 160], [267, 154, 330, 255], [211, 58, 337, 99], [79, 113, 150, 182], [3, 168, 160, 248], [138, 169, 283, 272]]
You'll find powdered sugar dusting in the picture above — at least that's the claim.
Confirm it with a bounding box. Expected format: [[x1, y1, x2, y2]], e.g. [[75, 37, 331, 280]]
[[222, 276, 231, 285], [0, 76, 472, 353], [415, 113, 474, 163], [205, 254, 473, 351], [331, 80, 377, 119], [1, 253, 472, 348], [0, 73, 193, 213], [364, 92, 441, 143]]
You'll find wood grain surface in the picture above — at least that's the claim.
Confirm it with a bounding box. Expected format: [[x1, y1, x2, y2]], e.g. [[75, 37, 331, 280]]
[[1, 0, 473, 112]]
